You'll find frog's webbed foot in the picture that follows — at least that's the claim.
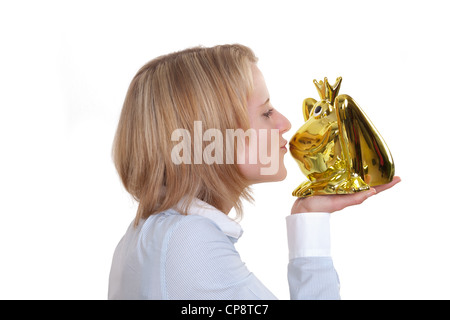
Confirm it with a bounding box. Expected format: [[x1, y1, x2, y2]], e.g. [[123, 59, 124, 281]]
[[292, 178, 336, 197], [292, 181, 314, 197], [334, 175, 370, 194]]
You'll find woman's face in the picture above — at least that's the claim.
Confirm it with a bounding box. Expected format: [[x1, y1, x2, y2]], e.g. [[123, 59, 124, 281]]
[[237, 64, 292, 184]]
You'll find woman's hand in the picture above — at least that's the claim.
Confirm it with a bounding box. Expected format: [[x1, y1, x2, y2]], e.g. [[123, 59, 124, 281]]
[[291, 176, 401, 214]]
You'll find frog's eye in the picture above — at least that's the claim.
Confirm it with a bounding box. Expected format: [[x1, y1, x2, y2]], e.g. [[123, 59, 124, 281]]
[[313, 106, 323, 117]]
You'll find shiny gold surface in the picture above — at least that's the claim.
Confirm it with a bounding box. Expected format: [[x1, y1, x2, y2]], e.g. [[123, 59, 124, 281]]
[[289, 77, 395, 197]]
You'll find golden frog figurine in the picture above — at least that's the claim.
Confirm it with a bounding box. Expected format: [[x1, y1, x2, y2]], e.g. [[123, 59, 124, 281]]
[[289, 77, 395, 197]]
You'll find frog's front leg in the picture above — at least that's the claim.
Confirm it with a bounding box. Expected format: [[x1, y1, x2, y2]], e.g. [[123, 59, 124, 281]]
[[292, 172, 331, 197]]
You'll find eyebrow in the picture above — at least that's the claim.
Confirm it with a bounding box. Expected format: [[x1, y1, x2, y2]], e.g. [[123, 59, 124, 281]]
[[259, 98, 270, 108]]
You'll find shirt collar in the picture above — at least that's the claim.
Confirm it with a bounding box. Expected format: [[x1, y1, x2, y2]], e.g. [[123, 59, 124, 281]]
[[176, 198, 243, 240]]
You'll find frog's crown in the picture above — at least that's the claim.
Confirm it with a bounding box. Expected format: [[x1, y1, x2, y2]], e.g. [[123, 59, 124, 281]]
[[313, 77, 342, 104]]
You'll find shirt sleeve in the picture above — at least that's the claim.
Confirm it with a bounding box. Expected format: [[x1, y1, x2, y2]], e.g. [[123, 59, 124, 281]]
[[285, 213, 341, 300], [164, 215, 277, 300]]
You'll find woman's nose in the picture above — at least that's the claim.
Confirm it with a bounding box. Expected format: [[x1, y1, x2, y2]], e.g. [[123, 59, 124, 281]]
[[279, 113, 291, 134]]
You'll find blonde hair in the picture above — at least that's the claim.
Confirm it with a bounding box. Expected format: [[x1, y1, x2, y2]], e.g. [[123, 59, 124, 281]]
[[113, 44, 258, 225]]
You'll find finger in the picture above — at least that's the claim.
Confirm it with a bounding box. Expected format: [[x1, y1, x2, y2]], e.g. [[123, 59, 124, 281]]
[[373, 176, 401, 194]]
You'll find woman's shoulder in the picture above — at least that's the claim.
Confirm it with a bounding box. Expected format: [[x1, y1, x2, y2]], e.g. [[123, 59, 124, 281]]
[[140, 209, 227, 244]]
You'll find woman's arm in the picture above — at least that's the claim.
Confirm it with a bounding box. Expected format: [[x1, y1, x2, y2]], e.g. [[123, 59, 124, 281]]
[[287, 176, 401, 299], [286, 212, 340, 299]]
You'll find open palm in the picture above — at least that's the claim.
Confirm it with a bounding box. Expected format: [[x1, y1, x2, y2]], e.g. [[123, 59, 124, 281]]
[[291, 176, 401, 214]]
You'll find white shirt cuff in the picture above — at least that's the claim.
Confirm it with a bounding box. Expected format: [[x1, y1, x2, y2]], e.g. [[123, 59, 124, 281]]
[[286, 212, 331, 259]]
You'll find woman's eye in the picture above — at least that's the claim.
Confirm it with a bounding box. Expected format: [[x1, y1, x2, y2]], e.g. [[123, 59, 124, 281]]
[[313, 106, 322, 117], [263, 109, 274, 118]]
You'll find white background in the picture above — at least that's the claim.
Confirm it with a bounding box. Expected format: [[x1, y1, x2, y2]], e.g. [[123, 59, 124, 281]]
[[1, 0, 449, 299]]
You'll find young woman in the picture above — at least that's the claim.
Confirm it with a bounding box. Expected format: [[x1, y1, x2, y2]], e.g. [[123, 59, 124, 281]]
[[108, 44, 400, 300]]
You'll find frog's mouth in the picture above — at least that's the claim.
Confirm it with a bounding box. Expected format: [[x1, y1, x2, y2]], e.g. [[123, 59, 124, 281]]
[[288, 142, 302, 155]]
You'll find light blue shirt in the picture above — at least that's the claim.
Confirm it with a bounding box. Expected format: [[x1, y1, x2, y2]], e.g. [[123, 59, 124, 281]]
[[108, 199, 340, 300]]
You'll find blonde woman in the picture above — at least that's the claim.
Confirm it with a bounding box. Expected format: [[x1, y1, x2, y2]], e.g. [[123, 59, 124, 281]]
[[108, 44, 400, 300]]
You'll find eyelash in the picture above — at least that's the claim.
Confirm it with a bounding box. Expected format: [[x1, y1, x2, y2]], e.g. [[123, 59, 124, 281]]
[[263, 109, 274, 119]]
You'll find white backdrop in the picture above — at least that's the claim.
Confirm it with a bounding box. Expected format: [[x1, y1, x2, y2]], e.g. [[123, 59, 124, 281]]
[[1, 0, 449, 299]]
